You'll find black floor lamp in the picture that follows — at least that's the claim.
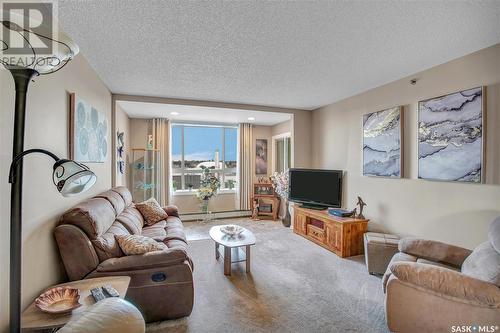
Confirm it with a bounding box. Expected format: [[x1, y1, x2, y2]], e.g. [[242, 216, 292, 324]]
[[1, 12, 96, 333]]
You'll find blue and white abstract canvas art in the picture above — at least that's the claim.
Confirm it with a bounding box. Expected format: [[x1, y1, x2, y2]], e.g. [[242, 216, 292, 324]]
[[363, 106, 402, 177], [71, 94, 108, 163], [418, 87, 483, 183]]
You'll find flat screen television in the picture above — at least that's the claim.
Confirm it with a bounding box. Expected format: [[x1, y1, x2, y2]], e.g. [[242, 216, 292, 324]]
[[288, 168, 343, 209]]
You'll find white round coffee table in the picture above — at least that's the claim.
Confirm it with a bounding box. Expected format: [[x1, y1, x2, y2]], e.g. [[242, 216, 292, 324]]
[[209, 226, 256, 276]]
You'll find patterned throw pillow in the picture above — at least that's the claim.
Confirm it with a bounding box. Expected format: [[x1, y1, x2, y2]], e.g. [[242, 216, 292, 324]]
[[135, 197, 169, 226], [115, 234, 166, 255]]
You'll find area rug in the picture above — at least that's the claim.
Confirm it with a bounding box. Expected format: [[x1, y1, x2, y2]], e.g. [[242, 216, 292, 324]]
[[146, 219, 389, 333]]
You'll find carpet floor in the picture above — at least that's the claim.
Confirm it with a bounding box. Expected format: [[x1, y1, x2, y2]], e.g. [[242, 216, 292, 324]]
[[146, 219, 389, 333]]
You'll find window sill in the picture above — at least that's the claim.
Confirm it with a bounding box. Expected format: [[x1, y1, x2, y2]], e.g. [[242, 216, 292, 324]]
[[172, 189, 237, 196]]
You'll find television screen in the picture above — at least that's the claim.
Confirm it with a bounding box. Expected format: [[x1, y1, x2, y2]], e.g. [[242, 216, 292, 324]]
[[288, 168, 343, 208]]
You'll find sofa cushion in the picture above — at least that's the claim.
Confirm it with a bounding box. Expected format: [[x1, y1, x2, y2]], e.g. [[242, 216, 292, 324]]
[[163, 239, 192, 270], [163, 205, 179, 218], [383, 252, 417, 292], [116, 235, 166, 255], [398, 237, 472, 268], [95, 190, 126, 216], [112, 186, 133, 206], [61, 198, 116, 239], [96, 248, 188, 272], [136, 198, 169, 226], [390, 261, 500, 308], [92, 221, 130, 261], [116, 207, 144, 235], [165, 216, 187, 243], [142, 220, 167, 241], [164, 239, 188, 251], [462, 241, 500, 287], [416, 258, 459, 272]]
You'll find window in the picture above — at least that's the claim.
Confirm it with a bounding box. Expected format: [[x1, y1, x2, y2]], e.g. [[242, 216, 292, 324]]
[[171, 124, 238, 192], [274, 134, 291, 173]]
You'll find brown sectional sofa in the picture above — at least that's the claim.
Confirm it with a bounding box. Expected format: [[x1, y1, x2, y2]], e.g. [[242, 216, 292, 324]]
[[54, 187, 194, 322]]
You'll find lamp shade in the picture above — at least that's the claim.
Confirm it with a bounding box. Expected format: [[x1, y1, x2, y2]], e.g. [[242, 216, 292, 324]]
[[53, 159, 96, 197], [0, 8, 79, 74]]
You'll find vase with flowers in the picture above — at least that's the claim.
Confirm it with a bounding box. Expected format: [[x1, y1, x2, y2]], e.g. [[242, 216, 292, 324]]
[[196, 167, 221, 217], [271, 170, 291, 227]]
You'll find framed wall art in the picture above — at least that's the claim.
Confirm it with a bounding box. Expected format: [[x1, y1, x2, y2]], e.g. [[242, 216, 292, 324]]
[[418, 87, 485, 183], [255, 138, 268, 175], [363, 106, 403, 178], [69, 93, 108, 163]]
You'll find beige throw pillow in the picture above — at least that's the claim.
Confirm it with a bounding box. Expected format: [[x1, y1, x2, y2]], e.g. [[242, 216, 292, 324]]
[[135, 197, 168, 226], [116, 235, 166, 255]]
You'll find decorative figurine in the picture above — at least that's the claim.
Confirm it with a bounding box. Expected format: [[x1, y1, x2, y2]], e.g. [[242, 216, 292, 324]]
[[355, 196, 367, 219], [117, 161, 125, 175], [258, 176, 270, 183], [252, 198, 260, 220], [116, 131, 125, 174], [147, 134, 154, 150]]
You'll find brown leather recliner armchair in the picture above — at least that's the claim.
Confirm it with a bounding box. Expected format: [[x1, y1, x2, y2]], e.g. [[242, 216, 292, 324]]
[[54, 187, 194, 322]]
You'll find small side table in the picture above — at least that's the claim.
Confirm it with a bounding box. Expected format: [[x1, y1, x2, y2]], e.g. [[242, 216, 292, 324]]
[[21, 276, 130, 332], [364, 232, 400, 275]]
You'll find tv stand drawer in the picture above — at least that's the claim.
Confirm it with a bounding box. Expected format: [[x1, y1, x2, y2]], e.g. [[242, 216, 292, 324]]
[[307, 224, 325, 243]]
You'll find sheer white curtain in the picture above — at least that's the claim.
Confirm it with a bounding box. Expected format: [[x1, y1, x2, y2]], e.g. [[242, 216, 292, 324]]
[[149, 118, 170, 206], [238, 123, 253, 210]]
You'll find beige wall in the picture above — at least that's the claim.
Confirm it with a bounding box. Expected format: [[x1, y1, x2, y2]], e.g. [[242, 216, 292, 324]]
[[130, 118, 149, 150], [115, 104, 131, 187], [311, 44, 500, 249], [271, 119, 291, 137], [0, 55, 112, 332], [289, 112, 310, 169]]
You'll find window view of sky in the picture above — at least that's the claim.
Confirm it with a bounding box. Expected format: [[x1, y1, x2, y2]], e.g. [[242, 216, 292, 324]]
[[171, 125, 238, 191], [172, 125, 237, 162]]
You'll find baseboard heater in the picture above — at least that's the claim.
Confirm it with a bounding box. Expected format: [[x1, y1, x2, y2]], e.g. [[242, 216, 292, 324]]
[[180, 210, 252, 221]]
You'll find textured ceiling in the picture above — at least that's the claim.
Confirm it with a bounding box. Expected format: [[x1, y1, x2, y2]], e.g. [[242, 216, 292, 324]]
[[58, 1, 500, 110], [117, 101, 292, 126]]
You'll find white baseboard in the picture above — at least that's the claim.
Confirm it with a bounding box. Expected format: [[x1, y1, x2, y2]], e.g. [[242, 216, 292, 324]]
[[180, 210, 252, 221]]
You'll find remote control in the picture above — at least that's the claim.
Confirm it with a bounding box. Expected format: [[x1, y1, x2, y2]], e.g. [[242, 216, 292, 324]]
[[90, 287, 106, 302], [102, 284, 120, 297]]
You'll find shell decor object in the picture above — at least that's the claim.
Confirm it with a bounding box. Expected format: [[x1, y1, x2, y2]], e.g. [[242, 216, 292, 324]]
[[35, 287, 82, 314], [220, 225, 244, 236]]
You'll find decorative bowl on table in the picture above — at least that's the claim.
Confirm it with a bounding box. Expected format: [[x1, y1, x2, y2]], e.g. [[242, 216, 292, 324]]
[[220, 224, 244, 237], [35, 286, 82, 314]]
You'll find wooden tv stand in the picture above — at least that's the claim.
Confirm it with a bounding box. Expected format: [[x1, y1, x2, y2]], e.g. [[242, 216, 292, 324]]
[[293, 206, 369, 258]]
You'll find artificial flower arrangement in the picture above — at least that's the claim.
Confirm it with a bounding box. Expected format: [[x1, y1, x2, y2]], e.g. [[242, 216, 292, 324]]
[[196, 166, 221, 201], [271, 170, 289, 199], [271, 170, 291, 227]]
